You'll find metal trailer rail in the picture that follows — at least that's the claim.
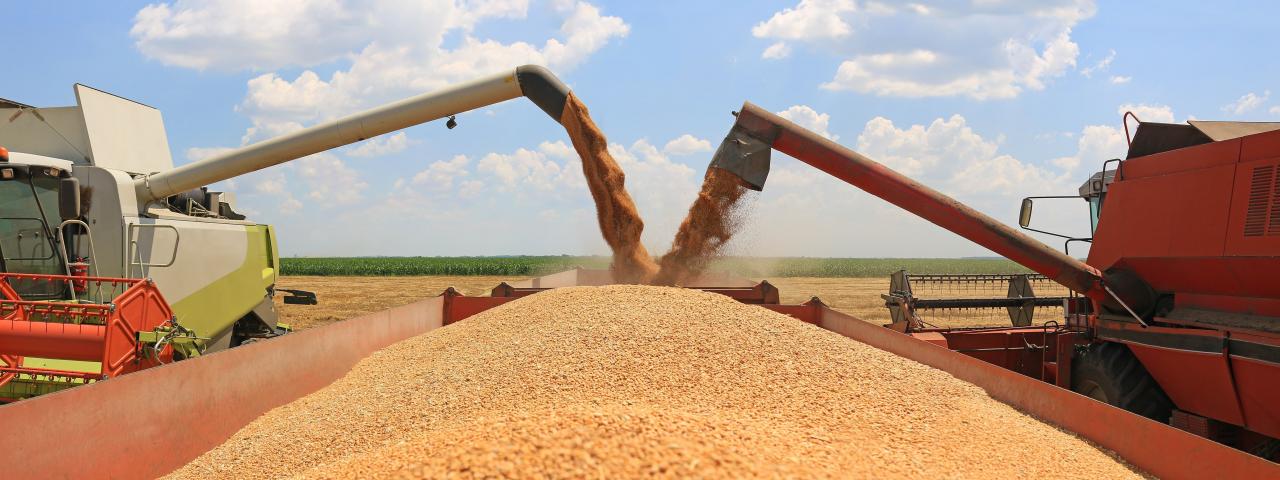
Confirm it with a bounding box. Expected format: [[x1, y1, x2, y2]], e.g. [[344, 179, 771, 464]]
[[0, 278, 1273, 479]]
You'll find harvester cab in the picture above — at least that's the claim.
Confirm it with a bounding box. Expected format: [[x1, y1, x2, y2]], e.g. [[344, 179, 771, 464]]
[[0, 65, 575, 401]]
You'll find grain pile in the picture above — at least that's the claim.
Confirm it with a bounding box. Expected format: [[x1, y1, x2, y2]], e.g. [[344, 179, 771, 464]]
[[171, 286, 1140, 479]]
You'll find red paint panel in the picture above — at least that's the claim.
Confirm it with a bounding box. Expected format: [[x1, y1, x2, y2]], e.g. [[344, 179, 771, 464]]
[[0, 320, 104, 360], [1225, 156, 1280, 256], [1116, 257, 1280, 301], [1168, 166, 1237, 256], [940, 329, 1048, 379], [1089, 164, 1236, 268], [1179, 293, 1280, 319], [1126, 342, 1244, 425], [1121, 138, 1240, 180], [1240, 129, 1280, 163], [1231, 356, 1280, 439], [443, 295, 516, 325], [815, 307, 1277, 479], [1086, 184, 1126, 270], [759, 303, 822, 324], [909, 331, 949, 347]]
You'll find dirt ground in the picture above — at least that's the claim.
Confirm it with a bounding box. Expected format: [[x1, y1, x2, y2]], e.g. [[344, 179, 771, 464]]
[[276, 275, 1028, 331], [275, 276, 529, 330]]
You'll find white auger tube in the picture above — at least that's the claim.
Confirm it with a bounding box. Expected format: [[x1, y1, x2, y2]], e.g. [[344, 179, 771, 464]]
[[134, 65, 570, 205]]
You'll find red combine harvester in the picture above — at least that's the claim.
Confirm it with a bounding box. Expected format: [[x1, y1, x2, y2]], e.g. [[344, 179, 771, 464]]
[[709, 103, 1280, 458]]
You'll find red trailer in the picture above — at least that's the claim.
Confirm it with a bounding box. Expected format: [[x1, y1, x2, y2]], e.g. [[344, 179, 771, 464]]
[[1, 273, 1274, 479], [709, 103, 1280, 458]]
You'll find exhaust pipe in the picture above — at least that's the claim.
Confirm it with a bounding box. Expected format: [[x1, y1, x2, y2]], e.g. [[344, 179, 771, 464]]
[[135, 65, 570, 204]]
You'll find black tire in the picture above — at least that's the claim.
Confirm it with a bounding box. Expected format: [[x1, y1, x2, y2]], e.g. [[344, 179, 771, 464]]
[[1072, 342, 1174, 422]]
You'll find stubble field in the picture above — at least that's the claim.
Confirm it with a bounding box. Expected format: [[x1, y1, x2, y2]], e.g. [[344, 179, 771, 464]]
[[276, 275, 908, 330], [274, 257, 1050, 330]]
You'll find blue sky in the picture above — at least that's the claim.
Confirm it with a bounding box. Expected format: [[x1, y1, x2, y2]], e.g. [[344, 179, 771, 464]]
[[4, 1, 1278, 258]]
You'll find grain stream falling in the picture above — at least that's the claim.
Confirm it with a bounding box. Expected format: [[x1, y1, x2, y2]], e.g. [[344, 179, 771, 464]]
[[170, 286, 1141, 479], [559, 92, 746, 285], [653, 167, 751, 286], [561, 93, 658, 284]]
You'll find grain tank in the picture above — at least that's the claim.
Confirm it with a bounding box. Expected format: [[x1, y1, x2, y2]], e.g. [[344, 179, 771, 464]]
[[0, 65, 571, 400]]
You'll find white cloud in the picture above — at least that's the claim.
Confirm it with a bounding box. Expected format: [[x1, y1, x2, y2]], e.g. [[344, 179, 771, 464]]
[[347, 132, 412, 158], [185, 146, 233, 162], [457, 180, 484, 199], [777, 105, 837, 140], [295, 152, 367, 205], [476, 141, 582, 192], [1118, 103, 1175, 123], [1271, 106, 1280, 115], [761, 42, 792, 60], [1079, 49, 1115, 78], [757, 0, 1095, 100], [1109, 75, 1131, 84], [662, 134, 712, 156], [142, 1, 629, 142], [241, 169, 305, 215], [278, 195, 304, 215], [1223, 91, 1270, 115], [254, 176, 286, 195], [1050, 124, 1127, 173], [132, 0, 530, 71], [857, 114, 1006, 182], [950, 153, 1063, 196], [542, 2, 631, 69], [752, 0, 855, 41], [412, 155, 472, 190]]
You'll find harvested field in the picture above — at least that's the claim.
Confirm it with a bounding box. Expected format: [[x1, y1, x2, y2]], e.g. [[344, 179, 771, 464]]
[[278, 276, 1018, 330], [179, 285, 1139, 479], [274, 275, 528, 330]]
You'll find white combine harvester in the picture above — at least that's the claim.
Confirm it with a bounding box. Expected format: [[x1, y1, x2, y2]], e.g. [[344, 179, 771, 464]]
[[0, 65, 571, 400]]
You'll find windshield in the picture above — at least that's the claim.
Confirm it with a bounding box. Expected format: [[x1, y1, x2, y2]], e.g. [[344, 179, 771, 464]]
[[1088, 196, 1103, 235], [0, 168, 67, 299]]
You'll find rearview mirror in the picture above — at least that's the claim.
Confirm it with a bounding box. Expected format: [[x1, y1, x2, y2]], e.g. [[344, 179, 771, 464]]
[[1018, 198, 1033, 228], [59, 177, 81, 220]]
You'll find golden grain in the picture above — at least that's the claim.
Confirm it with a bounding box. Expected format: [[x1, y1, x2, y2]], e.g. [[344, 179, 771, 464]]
[[172, 285, 1139, 479]]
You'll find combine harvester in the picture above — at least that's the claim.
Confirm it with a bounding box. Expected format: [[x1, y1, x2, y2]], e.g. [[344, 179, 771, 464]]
[[709, 103, 1280, 460], [0, 65, 575, 399], [0, 70, 1276, 478]]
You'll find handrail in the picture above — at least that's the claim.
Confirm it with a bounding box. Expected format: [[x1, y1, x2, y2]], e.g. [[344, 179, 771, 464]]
[[126, 223, 181, 279]]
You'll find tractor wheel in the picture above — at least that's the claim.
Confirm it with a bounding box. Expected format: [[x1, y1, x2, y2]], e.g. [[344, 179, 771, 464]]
[[1072, 342, 1173, 422]]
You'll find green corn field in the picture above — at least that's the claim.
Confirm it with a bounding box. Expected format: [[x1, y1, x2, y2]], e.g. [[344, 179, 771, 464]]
[[280, 256, 1033, 278]]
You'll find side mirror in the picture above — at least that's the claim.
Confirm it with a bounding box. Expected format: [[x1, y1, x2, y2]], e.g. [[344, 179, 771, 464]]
[[59, 177, 81, 220], [1018, 198, 1033, 228]]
